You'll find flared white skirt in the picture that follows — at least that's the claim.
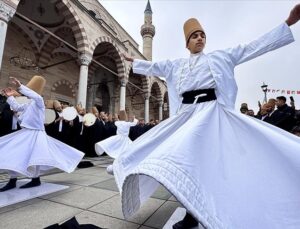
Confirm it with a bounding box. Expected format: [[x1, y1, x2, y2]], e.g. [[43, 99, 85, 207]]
[[0, 128, 84, 177], [95, 135, 132, 159], [113, 101, 300, 229]]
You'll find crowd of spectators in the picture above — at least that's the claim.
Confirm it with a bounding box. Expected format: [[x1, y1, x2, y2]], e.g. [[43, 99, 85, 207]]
[[1, 93, 299, 156], [0, 95, 160, 157], [240, 96, 300, 136]]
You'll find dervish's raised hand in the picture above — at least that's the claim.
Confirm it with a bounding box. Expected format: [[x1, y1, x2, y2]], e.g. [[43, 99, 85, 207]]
[[2, 87, 17, 97], [122, 53, 134, 62], [9, 77, 22, 87], [286, 4, 300, 26]]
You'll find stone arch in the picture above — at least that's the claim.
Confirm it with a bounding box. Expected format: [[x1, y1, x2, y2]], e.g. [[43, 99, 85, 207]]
[[163, 91, 169, 119], [95, 82, 111, 113], [38, 27, 76, 66], [51, 79, 76, 98], [163, 91, 169, 103], [51, 51, 74, 60], [125, 62, 132, 79], [149, 81, 163, 120], [128, 87, 145, 119], [90, 36, 125, 79], [88, 54, 117, 82], [150, 81, 163, 101], [127, 66, 149, 94], [50, 0, 90, 54], [9, 22, 40, 64]]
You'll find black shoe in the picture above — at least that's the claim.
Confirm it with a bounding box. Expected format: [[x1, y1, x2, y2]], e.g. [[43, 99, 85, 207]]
[[173, 212, 199, 229], [0, 178, 17, 192], [19, 177, 41, 189], [77, 161, 94, 168]]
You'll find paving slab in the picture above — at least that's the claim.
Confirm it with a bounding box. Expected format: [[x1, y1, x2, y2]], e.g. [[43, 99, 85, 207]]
[[38, 183, 83, 200], [73, 166, 108, 176], [92, 178, 119, 192], [151, 185, 172, 200], [168, 196, 178, 202], [75, 210, 140, 229], [42, 172, 111, 186], [138, 226, 156, 229], [0, 179, 68, 208], [144, 201, 182, 229], [49, 186, 118, 209], [0, 200, 82, 229], [90, 195, 164, 224], [0, 198, 42, 214]]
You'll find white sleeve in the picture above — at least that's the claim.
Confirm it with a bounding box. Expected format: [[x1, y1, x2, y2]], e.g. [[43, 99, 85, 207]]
[[132, 59, 173, 78], [6, 96, 27, 112], [226, 22, 294, 66], [128, 118, 139, 126], [18, 85, 44, 108]]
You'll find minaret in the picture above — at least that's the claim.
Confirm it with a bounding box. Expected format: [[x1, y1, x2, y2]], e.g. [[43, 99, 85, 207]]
[[141, 0, 155, 60]]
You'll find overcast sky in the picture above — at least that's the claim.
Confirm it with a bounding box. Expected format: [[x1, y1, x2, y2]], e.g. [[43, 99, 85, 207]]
[[99, 0, 300, 112]]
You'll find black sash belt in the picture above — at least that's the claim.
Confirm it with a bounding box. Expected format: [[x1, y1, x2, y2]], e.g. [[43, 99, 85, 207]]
[[182, 89, 216, 104]]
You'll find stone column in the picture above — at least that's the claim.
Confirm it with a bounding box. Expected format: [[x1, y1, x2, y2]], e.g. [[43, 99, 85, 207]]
[[0, 2, 16, 72], [107, 81, 114, 114], [86, 85, 94, 111], [77, 54, 92, 108], [119, 79, 127, 110], [158, 100, 163, 121], [144, 93, 150, 123]]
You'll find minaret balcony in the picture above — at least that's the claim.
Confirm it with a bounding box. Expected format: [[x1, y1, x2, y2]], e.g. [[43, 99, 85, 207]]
[[140, 24, 155, 37]]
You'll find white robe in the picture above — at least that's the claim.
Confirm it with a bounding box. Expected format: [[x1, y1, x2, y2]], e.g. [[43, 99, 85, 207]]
[[0, 85, 84, 177], [95, 120, 138, 158], [113, 23, 300, 229]]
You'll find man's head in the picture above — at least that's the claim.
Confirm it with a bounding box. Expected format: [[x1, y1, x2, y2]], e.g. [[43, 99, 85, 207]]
[[113, 113, 119, 121], [139, 118, 145, 125], [78, 108, 86, 115], [45, 100, 54, 109], [246, 109, 255, 116], [53, 100, 62, 112], [107, 114, 113, 122], [260, 103, 272, 115], [99, 111, 107, 120], [92, 106, 99, 117], [268, 98, 276, 110], [276, 96, 286, 108], [183, 18, 206, 54], [240, 103, 248, 114], [291, 126, 300, 137]]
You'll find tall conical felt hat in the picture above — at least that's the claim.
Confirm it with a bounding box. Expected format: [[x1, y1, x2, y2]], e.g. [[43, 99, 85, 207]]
[[76, 103, 83, 113], [53, 100, 61, 109], [119, 110, 127, 121], [92, 106, 99, 114], [183, 18, 204, 45], [26, 75, 46, 95], [45, 99, 54, 109]]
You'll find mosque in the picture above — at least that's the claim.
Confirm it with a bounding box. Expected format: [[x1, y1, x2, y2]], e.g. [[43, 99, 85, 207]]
[[0, 0, 169, 121]]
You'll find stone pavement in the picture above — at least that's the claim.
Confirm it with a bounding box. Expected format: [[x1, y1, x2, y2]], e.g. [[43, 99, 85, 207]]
[[0, 156, 182, 229]]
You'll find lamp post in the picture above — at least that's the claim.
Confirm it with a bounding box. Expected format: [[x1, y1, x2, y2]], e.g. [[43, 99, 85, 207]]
[[261, 82, 268, 104]]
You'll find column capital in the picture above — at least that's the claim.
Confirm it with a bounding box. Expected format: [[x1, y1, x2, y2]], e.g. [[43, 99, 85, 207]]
[[0, 2, 16, 23], [78, 53, 92, 66], [120, 78, 127, 87], [158, 100, 164, 107], [144, 92, 150, 100]]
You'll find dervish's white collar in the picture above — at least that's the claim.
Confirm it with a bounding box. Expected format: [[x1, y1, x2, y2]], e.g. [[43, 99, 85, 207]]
[[190, 51, 204, 58]]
